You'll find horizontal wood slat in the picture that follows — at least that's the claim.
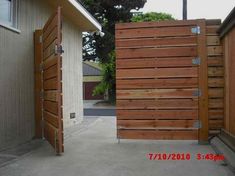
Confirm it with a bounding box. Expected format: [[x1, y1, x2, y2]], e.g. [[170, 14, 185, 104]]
[[117, 110, 198, 120], [117, 68, 198, 79], [118, 130, 198, 140], [116, 78, 198, 89], [44, 90, 58, 102], [43, 27, 58, 50], [116, 46, 197, 58], [43, 111, 59, 128], [116, 36, 197, 48], [44, 78, 57, 90], [43, 64, 57, 80], [207, 36, 220, 46], [207, 46, 223, 56], [207, 56, 223, 66], [116, 26, 197, 39], [208, 67, 224, 77], [117, 99, 198, 110], [116, 20, 198, 29], [43, 101, 58, 115], [117, 89, 198, 99], [116, 57, 197, 69], [117, 120, 197, 129]]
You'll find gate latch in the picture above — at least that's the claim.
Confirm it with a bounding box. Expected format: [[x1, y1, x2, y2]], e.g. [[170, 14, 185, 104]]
[[192, 57, 201, 65], [55, 45, 64, 55], [191, 26, 201, 34], [193, 120, 202, 129]]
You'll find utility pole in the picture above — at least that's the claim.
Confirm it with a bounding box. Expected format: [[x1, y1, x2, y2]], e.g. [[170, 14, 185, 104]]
[[183, 0, 187, 20]]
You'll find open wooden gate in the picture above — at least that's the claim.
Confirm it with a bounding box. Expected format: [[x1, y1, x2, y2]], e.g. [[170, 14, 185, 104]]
[[34, 7, 64, 154], [116, 20, 208, 142]]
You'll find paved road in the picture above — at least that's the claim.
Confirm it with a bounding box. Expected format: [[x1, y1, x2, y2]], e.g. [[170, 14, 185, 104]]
[[84, 108, 116, 116]]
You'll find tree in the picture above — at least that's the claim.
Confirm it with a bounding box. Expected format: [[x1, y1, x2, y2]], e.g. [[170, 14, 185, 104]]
[[79, 0, 147, 63], [131, 12, 174, 22]]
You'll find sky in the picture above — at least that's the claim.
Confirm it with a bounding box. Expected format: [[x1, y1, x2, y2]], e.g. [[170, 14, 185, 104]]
[[141, 0, 235, 21]]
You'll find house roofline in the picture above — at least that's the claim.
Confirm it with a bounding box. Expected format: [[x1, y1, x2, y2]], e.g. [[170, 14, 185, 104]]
[[69, 0, 102, 31], [218, 7, 235, 38]]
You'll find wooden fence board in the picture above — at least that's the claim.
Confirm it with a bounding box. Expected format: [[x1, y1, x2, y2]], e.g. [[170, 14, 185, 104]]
[[116, 46, 197, 58], [116, 36, 197, 48], [117, 89, 197, 99], [116, 78, 198, 89], [118, 130, 198, 140], [116, 26, 196, 39], [117, 99, 198, 110], [117, 68, 198, 79], [117, 110, 198, 120]]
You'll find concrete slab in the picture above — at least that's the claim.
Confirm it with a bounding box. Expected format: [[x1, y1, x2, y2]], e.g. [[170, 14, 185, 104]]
[[0, 117, 234, 176]]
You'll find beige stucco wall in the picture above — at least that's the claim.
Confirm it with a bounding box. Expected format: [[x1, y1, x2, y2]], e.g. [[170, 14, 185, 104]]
[[0, 0, 83, 150]]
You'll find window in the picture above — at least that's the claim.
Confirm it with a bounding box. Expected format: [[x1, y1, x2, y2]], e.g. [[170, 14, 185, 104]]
[[0, 0, 18, 28]]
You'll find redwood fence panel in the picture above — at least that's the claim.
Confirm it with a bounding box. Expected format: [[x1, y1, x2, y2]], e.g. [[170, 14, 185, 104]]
[[116, 19, 224, 142]]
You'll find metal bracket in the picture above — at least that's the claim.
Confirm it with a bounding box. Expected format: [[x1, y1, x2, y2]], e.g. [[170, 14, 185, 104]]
[[191, 26, 201, 34], [192, 57, 201, 65], [55, 45, 64, 55], [193, 120, 202, 129], [192, 89, 202, 97]]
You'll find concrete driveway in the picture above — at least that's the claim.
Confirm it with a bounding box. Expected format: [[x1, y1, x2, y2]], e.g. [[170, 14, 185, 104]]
[[0, 117, 234, 176]]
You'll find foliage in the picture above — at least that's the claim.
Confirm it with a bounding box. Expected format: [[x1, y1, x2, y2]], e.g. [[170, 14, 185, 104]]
[[79, 0, 147, 63], [92, 51, 116, 102], [131, 12, 174, 22]]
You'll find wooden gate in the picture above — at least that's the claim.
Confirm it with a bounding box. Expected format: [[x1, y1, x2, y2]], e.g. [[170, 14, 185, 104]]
[[116, 20, 208, 142], [34, 7, 64, 154]]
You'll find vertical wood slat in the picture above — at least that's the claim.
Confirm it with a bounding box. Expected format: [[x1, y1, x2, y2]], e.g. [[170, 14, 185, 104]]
[[34, 30, 43, 138], [56, 7, 63, 154], [197, 20, 209, 142]]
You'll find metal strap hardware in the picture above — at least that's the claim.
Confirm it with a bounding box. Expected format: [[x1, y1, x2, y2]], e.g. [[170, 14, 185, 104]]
[[193, 89, 202, 97], [193, 120, 202, 129], [191, 26, 201, 34], [55, 45, 64, 55], [192, 57, 201, 65], [39, 35, 43, 43]]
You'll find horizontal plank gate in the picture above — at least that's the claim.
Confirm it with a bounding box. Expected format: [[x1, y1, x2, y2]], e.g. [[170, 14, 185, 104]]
[[34, 7, 64, 154], [116, 20, 209, 142]]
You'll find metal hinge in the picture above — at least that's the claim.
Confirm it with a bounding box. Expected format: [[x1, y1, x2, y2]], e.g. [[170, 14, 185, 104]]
[[192, 57, 201, 65], [39, 63, 43, 71], [55, 45, 64, 55], [193, 89, 202, 97], [39, 35, 43, 43], [191, 26, 200, 34], [193, 120, 202, 129], [40, 91, 44, 99], [41, 120, 44, 129]]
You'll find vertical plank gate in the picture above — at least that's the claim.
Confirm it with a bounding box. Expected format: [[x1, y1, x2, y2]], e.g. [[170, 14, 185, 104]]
[[34, 7, 64, 154], [116, 20, 208, 142]]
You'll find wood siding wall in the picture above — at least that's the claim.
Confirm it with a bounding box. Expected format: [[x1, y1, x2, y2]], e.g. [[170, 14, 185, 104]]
[[0, 0, 83, 151], [223, 27, 235, 136], [206, 20, 224, 136]]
